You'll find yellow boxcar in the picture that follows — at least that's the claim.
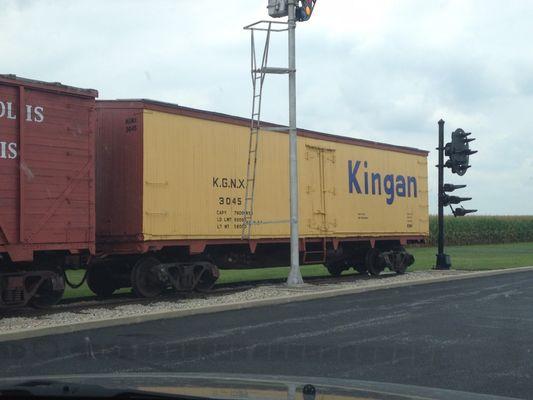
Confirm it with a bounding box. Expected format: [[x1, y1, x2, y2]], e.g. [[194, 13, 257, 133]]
[[141, 108, 428, 240], [95, 99, 428, 294]]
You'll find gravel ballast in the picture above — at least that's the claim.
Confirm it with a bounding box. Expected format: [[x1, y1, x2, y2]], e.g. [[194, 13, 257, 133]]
[[1, 268, 530, 341]]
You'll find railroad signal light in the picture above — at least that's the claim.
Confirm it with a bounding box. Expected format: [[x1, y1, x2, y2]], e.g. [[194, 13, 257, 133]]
[[442, 182, 476, 217], [442, 184, 466, 192], [436, 121, 478, 270], [452, 206, 478, 217], [266, 0, 317, 20], [296, 0, 317, 21], [444, 128, 477, 176], [267, 0, 289, 18], [442, 194, 472, 206]]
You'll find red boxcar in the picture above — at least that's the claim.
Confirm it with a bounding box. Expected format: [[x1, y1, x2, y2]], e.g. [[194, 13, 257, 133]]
[[0, 75, 97, 307]]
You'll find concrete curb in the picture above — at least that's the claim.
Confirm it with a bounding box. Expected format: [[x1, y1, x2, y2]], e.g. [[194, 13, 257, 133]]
[[2, 265, 533, 343]]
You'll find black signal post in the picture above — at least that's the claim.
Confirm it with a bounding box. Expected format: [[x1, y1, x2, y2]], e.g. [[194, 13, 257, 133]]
[[435, 120, 477, 270], [436, 120, 450, 269]]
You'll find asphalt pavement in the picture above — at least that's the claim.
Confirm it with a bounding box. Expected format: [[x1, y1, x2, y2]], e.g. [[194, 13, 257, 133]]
[[2, 270, 533, 399]]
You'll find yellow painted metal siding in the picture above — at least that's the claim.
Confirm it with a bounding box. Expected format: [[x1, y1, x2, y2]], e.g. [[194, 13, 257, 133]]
[[142, 109, 429, 240]]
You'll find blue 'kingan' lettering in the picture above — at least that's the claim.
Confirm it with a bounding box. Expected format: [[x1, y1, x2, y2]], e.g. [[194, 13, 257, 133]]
[[348, 160, 417, 205], [348, 160, 362, 194]]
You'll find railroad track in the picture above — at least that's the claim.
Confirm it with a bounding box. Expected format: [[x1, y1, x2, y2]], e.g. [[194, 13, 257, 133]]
[[1, 272, 397, 319]]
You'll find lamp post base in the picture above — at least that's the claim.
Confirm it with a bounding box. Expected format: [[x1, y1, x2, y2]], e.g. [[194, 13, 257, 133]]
[[287, 265, 304, 286], [435, 253, 452, 270]]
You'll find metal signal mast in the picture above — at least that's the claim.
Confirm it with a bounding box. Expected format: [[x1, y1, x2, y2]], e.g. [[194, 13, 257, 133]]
[[435, 120, 478, 270], [242, 0, 317, 286]]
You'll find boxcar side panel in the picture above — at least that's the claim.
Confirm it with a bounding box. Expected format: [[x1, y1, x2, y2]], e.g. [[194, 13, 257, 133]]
[[142, 109, 259, 238], [142, 110, 429, 240], [96, 107, 144, 242], [0, 79, 96, 261], [298, 137, 429, 237]]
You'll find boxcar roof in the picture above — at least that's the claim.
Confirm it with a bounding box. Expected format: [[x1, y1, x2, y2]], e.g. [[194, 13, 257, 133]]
[[97, 98, 429, 156], [0, 74, 98, 98]]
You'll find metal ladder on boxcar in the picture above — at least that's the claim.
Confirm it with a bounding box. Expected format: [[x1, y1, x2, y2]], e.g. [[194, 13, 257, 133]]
[[242, 21, 291, 239]]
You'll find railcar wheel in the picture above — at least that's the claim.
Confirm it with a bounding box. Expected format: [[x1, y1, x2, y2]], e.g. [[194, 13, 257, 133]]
[[325, 262, 344, 277], [195, 266, 218, 293], [131, 257, 166, 298], [30, 271, 65, 309], [87, 266, 116, 298], [365, 248, 384, 277]]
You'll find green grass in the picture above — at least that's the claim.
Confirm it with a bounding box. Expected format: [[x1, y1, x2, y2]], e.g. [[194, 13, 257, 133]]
[[63, 242, 533, 300], [409, 242, 533, 271]]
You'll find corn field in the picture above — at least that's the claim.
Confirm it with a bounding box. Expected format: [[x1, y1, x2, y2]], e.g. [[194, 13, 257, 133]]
[[428, 216, 533, 246]]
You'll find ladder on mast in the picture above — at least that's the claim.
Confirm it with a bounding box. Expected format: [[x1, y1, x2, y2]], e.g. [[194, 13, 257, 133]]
[[242, 21, 291, 239]]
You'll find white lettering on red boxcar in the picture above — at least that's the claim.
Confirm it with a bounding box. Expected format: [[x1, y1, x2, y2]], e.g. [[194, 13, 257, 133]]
[[33, 106, 44, 122], [0, 100, 44, 122], [0, 101, 17, 120], [25, 104, 44, 122], [0, 100, 44, 160], [8, 142, 17, 159], [0, 141, 17, 159]]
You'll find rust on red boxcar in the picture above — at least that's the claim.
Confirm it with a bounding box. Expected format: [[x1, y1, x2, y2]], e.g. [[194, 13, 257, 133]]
[[0, 75, 98, 262]]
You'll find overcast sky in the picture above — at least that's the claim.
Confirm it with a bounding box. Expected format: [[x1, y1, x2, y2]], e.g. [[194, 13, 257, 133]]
[[2, 0, 532, 215]]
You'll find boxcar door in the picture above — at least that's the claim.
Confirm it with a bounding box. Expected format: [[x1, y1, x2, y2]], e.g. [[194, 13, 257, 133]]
[[303, 145, 336, 235]]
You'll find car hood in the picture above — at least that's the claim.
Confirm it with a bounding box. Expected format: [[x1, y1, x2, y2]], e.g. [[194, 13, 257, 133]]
[[0, 372, 518, 400]]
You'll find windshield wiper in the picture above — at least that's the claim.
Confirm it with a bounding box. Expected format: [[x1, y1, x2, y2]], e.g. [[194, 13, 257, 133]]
[[0, 379, 216, 399]]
